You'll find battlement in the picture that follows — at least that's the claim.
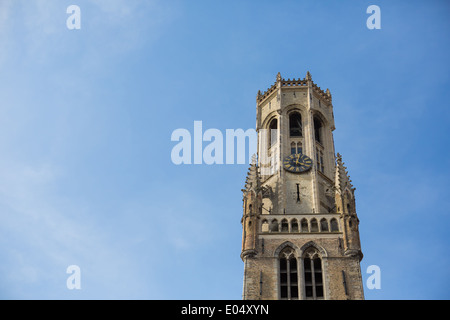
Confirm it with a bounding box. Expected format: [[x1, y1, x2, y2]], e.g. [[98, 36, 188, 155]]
[[256, 72, 332, 106]]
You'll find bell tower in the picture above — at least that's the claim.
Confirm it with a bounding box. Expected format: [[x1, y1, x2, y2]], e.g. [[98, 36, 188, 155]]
[[240, 72, 364, 300]]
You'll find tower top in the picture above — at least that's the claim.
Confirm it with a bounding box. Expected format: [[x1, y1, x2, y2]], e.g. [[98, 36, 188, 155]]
[[241, 72, 364, 300], [256, 72, 332, 105]]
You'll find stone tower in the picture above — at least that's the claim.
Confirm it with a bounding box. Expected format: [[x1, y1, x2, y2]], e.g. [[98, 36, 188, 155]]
[[241, 72, 364, 300]]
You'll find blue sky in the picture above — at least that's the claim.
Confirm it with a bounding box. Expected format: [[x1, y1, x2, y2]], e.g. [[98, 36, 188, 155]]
[[0, 0, 449, 299]]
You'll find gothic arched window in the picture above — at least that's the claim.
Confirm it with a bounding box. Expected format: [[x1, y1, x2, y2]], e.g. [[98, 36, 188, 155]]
[[269, 118, 278, 147], [320, 218, 329, 232], [279, 247, 299, 300], [261, 220, 269, 232], [313, 116, 323, 144], [300, 218, 309, 232], [281, 219, 289, 232], [291, 219, 299, 232], [310, 218, 319, 232], [330, 218, 339, 232], [303, 248, 324, 300], [270, 219, 279, 232], [289, 112, 302, 137]]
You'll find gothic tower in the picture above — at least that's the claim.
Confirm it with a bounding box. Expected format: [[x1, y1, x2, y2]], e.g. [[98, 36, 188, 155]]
[[241, 72, 364, 300]]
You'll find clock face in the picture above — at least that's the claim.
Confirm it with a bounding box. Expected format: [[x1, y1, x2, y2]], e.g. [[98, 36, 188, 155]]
[[283, 153, 313, 173]]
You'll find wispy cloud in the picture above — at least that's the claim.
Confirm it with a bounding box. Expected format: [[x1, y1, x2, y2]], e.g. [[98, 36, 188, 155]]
[[0, 160, 132, 298], [0, 0, 179, 299], [0, 0, 175, 69]]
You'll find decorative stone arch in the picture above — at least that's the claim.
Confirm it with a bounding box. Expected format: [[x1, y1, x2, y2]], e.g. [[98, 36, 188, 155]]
[[285, 104, 307, 125], [285, 103, 307, 114], [261, 111, 279, 131], [311, 109, 329, 128], [299, 241, 328, 259], [273, 241, 301, 258]]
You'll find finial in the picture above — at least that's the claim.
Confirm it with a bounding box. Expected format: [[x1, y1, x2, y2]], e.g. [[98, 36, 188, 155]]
[[276, 72, 282, 82], [305, 71, 312, 81], [326, 88, 331, 96], [257, 90, 262, 98]]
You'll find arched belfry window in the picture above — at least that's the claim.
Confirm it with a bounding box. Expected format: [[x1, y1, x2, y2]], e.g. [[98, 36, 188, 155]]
[[279, 247, 298, 300], [320, 218, 329, 232], [303, 248, 324, 300], [313, 116, 323, 144], [310, 218, 319, 232], [291, 219, 299, 232], [281, 219, 289, 232], [269, 118, 278, 147], [289, 112, 302, 137], [330, 218, 339, 232], [270, 219, 279, 232], [261, 220, 269, 232], [300, 218, 309, 232]]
